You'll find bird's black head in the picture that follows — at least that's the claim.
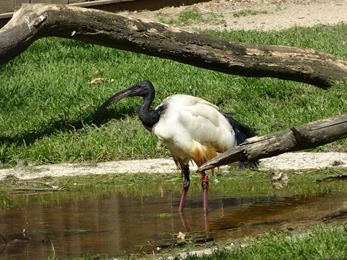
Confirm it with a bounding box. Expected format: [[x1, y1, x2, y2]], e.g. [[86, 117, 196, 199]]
[[93, 80, 159, 130], [127, 80, 154, 98]]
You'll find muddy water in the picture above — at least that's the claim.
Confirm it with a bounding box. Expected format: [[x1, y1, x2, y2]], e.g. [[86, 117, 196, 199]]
[[0, 189, 346, 259]]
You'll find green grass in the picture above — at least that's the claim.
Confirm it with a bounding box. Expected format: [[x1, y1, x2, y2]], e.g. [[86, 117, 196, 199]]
[[0, 24, 346, 167], [181, 223, 347, 260], [157, 7, 223, 27], [157, 7, 206, 26]]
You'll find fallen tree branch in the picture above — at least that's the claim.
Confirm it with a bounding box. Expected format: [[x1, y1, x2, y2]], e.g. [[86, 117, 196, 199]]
[[1, 4, 347, 88], [197, 113, 347, 172], [316, 174, 347, 183]]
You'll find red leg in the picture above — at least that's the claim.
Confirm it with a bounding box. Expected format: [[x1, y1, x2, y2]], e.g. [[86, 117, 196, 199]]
[[201, 172, 209, 215], [178, 164, 190, 212]]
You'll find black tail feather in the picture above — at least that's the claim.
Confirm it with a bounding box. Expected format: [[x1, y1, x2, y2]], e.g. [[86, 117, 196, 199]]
[[222, 113, 256, 145], [223, 113, 258, 168]]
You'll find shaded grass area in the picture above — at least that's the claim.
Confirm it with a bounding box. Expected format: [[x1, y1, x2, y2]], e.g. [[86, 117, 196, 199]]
[[0, 24, 346, 167]]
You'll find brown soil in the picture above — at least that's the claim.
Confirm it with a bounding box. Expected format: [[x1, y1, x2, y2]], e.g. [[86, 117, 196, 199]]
[[128, 0, 347, 32]]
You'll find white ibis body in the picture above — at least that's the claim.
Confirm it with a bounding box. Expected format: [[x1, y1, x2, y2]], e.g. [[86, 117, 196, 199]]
[[93, 80, 256, 214]]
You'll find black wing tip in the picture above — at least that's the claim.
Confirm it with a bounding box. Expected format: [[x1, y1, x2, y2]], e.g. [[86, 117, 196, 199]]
[[223, 113, 259, 168], [239, 160, 259, 169], [222, 112, 256, 144]]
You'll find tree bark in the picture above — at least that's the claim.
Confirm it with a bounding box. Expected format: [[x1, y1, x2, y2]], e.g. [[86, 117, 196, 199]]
[[197, 113, 347, 172], [1, 4, 347, 89]]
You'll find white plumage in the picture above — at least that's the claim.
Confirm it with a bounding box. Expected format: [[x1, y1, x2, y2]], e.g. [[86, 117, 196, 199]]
[[153, 94, 237, 169]]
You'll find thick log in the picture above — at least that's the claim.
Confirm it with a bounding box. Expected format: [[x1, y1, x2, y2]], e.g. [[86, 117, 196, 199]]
[[1, 4, 347, 88], [197, 113, 347, 172]]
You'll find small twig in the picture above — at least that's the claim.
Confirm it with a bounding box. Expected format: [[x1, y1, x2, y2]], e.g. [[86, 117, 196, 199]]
[[0, 233, 8, 244], [12, 187, 63, 192], [196, 6, 213, 13], [50, 240, 56, 259], [322, 210, 347, 222], [157, 236, 214, 249]]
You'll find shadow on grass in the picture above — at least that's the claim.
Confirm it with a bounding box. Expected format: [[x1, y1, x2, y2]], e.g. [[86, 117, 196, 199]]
[[0, 107, 137, 146]]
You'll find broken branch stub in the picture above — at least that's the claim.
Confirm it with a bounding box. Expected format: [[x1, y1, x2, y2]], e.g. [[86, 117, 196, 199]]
[[197, 113, 347, 172], [1, 4, 347, 88]]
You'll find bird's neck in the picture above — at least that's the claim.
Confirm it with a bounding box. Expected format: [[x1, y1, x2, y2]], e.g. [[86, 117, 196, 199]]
[[138, 95, 160, 131]]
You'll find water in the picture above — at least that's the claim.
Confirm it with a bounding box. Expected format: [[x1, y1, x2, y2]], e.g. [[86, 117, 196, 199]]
[[1, 189, 346, 259]]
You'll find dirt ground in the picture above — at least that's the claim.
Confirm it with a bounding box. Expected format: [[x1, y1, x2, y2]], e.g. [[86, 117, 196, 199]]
[[0, 0, 346, 180], [129, 0, 347, 31], [0, 152, 346, 180]]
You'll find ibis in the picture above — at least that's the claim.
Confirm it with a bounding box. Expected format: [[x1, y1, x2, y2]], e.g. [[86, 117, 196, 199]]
[[93, 80, 256, 214]]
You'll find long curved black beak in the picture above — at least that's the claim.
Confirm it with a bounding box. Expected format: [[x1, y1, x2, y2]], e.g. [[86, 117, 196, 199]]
[[92, 87, 134, 123], [92, 80, 152, 123]]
